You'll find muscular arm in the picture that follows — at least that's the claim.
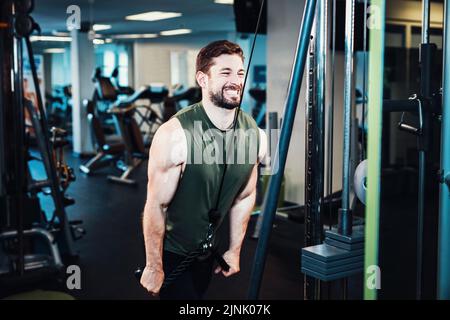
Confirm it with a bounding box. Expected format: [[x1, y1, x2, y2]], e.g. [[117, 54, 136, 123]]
[[141, 118, 186, 294], [215, 128, 267, 277], [228, 164, 258, 257]]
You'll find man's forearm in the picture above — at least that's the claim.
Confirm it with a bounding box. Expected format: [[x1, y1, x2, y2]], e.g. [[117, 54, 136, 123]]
[[142, 201, 166, 268], [228, 191, 256, 254]]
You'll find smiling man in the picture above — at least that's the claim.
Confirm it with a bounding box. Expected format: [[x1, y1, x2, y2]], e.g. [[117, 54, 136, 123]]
[[140, 40, 267, 300]]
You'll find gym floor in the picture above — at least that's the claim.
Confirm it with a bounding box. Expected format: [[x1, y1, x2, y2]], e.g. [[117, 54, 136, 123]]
[[29, 150, 362, 300], [25, 143, 438, 301]]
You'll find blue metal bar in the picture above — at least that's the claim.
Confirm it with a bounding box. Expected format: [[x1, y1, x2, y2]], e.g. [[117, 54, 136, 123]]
[[247, 0, 318, 299], [340, 0, 356, 236], [438, 0, 450, 301]]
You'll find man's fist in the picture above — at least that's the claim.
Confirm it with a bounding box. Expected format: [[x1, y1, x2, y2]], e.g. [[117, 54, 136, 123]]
[[140, 265, 164, 296]]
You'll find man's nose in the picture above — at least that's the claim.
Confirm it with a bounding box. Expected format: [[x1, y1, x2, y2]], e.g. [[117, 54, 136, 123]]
[[229, 75, 244, 88]]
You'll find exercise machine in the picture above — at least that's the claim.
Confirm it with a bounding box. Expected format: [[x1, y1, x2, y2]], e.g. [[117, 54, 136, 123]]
[[0, 0, 83, 294]]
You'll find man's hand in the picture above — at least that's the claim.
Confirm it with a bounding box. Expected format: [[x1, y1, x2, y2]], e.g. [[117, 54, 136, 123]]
[[214, 250, 240, 277], [140, 265, 164, 296]]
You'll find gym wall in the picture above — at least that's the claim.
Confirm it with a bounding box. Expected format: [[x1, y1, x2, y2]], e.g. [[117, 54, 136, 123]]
[[267, 0, 345, 205]]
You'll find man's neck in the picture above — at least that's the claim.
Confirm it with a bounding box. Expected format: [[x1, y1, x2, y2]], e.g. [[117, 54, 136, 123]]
[[201, 98, 237, 131]]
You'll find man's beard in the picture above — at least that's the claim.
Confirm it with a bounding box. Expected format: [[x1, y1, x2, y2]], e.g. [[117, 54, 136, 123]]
[[209, 85, 241, 110]]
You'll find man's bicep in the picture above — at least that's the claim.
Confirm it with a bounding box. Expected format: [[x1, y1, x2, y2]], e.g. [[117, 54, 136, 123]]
[[236, 164, 259, 202]]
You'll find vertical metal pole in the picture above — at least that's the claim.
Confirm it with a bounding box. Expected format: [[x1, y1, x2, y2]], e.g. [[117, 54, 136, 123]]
[[339, 0, 356, 236], [438, 0, 450, 301], [422, 0, 430, 44], [328, 0, 337, 231], [361, 0, 368, 161], [0, 0, 15, 227], [416, 151, 425, 299], [416, 0, 431, 300], [364, 0, 386, 301], [247, 0, 318, 300], [304, 0, 327, 301]]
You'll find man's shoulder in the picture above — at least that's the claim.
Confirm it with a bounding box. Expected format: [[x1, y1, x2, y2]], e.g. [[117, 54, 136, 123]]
[[238, 108, 258, 129], [156, 117, 183, 137], [173, 102, 201, 118]]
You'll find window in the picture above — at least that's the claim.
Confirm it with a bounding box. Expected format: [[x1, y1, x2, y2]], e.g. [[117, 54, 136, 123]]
[[118, 52, 128, 87], [103, 50, 115, 77]]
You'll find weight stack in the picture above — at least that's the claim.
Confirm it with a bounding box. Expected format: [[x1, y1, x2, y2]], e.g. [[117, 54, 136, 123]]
[[301, 225, 364, 281]]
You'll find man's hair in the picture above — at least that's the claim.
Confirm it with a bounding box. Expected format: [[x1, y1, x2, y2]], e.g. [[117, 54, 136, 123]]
[[196, 40, 244, 74]]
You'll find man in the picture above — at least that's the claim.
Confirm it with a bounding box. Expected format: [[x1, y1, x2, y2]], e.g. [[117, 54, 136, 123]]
[[140, 40, 267, 300]]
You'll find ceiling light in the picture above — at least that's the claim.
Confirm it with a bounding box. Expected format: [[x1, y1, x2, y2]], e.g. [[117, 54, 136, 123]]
[[44, 48, 66, 54], [51, 30, 70, 37], [112, 33, 158, 39], [30, 36, 71, 42], [93, 24, 111, 31], [105, 38, 113, 43], [160, 28, 192, 36], [125, 11, 182, 22], [215, 0, 234, 4], [93, 39, 105, 45]]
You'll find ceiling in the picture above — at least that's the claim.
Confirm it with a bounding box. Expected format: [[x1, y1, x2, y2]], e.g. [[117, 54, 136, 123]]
[[31, 0, 237, 38]]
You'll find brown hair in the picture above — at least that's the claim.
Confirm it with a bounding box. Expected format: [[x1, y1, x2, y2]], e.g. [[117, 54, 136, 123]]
[[196, 40, 244, 74]]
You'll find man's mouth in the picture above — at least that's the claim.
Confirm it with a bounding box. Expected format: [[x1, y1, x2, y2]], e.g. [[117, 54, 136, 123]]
[[223, 87, 240, 98]]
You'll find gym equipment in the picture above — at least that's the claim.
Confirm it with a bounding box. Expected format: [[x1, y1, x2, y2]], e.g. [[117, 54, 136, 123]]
[[81, 74, 154, 184], [363, 0, 384, 301], [353, 160, 367, 205], [249, 88, 266, 128], [79, 100, 125, 175], [111, 67, 135, 96], [116, 84, 169, 146], [45, 85, 72, 133], [302, 0, 328, 299], [438, 0, 450, 300], [105, 100, 147, 185], [0, 0, 83, 291], [340, 0, 356, 237], [302, 226, 364, 282], [80, 97, 147, 185], [372, 0, 441, 300], [248, 0, 317, 299]]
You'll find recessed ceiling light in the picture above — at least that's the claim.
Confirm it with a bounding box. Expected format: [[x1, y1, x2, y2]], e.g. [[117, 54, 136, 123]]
[[93, 24, 111, 31], [93, 39, 105, 45], [125, 11, 182, 22], [111, 33, 158, 39], [30, 36, 71, 42], [160, 28, 192, 36], [215, 0, 234, 4], [44, 48, 66, 54]]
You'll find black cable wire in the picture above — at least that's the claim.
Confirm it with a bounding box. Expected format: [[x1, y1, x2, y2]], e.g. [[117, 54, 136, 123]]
[[214, 0, 266, 211]]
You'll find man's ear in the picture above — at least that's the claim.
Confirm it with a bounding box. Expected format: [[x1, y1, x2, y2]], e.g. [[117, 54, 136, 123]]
[[196, 71, 208, 88]]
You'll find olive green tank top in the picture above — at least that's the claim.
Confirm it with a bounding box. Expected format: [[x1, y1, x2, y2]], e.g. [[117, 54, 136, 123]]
[[164, 102, 260, 256]]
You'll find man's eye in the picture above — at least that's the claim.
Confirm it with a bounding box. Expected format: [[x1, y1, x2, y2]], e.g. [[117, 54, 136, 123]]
[[221, 72, 230, 75]]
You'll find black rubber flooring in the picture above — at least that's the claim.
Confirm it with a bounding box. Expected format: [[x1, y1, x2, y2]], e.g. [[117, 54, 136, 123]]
[[27, 152, 312, 300], [23, 148, 439, 300]]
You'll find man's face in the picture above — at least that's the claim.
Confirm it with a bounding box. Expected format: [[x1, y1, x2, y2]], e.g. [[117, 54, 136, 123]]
[[199, 54, 245, 110]]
